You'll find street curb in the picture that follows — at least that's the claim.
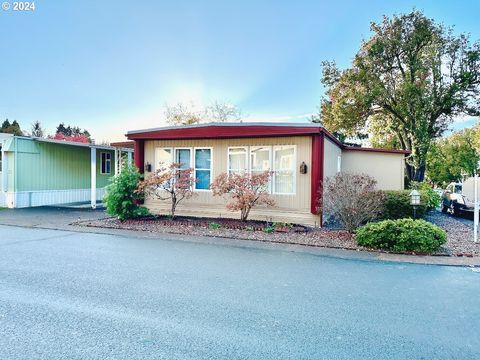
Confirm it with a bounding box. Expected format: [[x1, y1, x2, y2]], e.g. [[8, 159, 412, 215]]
[[1, 222, 479, 267]]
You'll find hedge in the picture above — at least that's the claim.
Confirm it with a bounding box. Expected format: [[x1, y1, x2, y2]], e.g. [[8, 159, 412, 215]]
[[381, 190, 429, 220], [356, 218, 447, 253]]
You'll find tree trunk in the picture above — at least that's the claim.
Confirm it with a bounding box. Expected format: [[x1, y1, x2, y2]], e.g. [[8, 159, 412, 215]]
[[171, 194, 177, 219], [406, 163, 426, 182], [241, 207, 250, 222]]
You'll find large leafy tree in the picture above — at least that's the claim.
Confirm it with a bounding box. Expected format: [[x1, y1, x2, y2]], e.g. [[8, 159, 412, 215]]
[[319, 11, 480, 181], [164, 100, 244, 126], [426, 127, 480, 186]]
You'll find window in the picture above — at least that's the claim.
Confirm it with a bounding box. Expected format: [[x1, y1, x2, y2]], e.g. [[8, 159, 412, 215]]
[[155, 147, 173, 170], [250, 146, 272, 190], [273, 145, 295, 194], [194, 148, 212, 190], [225, 145, 296, 195], [100, 152, 111, 175], [228, 147, 248, 175], [250, 146, 271, 174], [175, 148, 192, 170]]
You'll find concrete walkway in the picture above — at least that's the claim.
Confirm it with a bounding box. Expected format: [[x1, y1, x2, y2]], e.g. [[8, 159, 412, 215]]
[[0, 207, 479, 267]]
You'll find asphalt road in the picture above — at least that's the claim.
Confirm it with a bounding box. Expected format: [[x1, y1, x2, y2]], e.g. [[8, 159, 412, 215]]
[[0, 225, 479, 359]]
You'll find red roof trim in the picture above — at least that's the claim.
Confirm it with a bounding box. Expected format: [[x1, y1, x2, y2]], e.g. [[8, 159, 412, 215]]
[[320, 128, 344, 148], [127, 125, 322, 140], [110, 141, 134, 148], [126, 124, 410, 154]]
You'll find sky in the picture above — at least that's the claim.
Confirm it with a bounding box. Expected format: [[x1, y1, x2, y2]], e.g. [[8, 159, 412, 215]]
[[0, 0, 479, 142]]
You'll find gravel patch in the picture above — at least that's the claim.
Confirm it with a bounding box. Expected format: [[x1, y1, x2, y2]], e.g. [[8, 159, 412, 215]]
[[426, 210, 480, 257]]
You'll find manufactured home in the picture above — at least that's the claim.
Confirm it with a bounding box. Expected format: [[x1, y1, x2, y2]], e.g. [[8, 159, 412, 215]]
[[0, 134, 133, 208], [126, 123, 408, 226]]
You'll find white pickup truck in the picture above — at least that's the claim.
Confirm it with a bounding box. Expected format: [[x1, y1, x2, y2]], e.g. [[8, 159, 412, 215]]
[[442, 179, 479, 217]]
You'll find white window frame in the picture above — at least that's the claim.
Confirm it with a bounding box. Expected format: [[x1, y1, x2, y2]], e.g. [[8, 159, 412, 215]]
[[250, 145, 273, 192], [154, 147, 173, 171], [174, 147, 193, 170], [225, 145, 296, 195], [100, 152, 112, 175], [194, 147, 213, 191], [272, 145, 297, 195], [227, 146, 249, 176]]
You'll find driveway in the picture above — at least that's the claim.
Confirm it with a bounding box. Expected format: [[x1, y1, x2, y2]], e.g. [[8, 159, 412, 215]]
[[0, 225, 479, 359]]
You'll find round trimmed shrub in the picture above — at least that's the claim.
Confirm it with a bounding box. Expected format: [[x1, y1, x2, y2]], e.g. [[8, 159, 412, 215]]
[[355, 219, 447, 253]]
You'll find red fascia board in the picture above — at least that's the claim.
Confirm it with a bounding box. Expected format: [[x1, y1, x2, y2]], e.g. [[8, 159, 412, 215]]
[[127, 126, 322, 140], [110, 141, 134, 148], [343, 146, 411, 155], [320, 128, 344, 148], [126, 125, 410, 155]]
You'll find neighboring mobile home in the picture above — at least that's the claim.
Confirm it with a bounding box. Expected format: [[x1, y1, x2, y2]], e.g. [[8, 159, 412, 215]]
[[0, 134, 133, 208], [127, 123, 408, 226]]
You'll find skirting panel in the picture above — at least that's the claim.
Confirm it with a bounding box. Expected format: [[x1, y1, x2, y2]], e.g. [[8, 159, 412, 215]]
[[145, 202, 321, 227], [9, 188, 106, 208], [0, 191, 5, 207]]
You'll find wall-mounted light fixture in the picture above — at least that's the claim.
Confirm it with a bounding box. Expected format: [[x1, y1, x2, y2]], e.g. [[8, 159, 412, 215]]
[[145, 162, 152, 172], [300, 161, 308, 174]]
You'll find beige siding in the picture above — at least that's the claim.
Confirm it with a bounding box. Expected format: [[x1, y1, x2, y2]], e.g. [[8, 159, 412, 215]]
[[143, 136, 320, 226], [341, 151, 405, 190], [323, 138, 342, 181]]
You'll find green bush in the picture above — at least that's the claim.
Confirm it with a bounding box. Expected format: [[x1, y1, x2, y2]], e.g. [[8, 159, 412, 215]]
[[356, 219, 447, 253], [104, 166, 149, 220], [410, 181, 442, 209], [381, 190, 429, 220], [208, 222, 222, 230]]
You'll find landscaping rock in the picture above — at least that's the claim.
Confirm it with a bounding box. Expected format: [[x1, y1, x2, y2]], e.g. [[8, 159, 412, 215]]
[[426, 210, 480, 256]]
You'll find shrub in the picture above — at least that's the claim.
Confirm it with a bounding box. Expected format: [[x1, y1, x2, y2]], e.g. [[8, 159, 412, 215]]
[[410, 181, 441, 209], [381, 190, 428, 220], [356, 219, 447, 253], [208, 222, 222, 230], [263, 225, 275, 234], [137, 163, 197, 219], [211, 171, 274, 221], [104, 166, 149, 220], [322, 173, 385, 232]]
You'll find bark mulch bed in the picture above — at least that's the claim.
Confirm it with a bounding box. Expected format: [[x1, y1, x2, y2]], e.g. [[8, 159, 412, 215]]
[[74, 215, 359, 250], [74, 211, 480, 257]]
